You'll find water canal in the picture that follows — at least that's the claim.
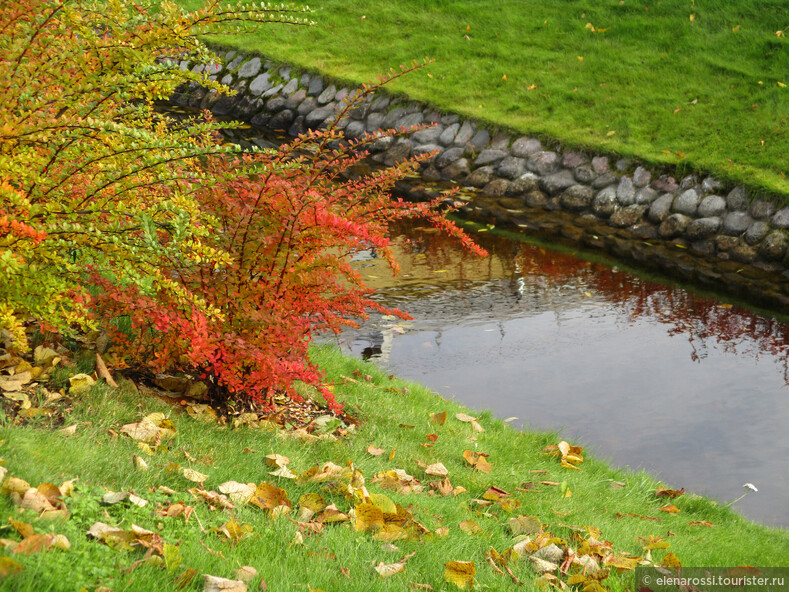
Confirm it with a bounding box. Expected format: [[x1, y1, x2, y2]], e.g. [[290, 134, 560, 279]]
[[337, 221, 789, 529]]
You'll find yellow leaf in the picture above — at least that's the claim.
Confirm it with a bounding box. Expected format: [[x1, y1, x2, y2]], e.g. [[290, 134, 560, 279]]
[[444, 561, 476, 590], [459, 520, 482, 535], [778, 81, 786, 88], [354, 502, 384, 532], [430, 411, 447, 425], [606, 130, 616, 136], [689, 13, 695, 21], [0, 556, 24, 577], [502, 74, 507, 81], [732, 25, 740, 32], [577, 56, 584, 61], [507, 515, 542, 535], [660, 552, 682, 569]]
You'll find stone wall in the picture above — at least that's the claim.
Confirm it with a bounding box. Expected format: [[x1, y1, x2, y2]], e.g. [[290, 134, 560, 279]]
[[169, 49, 789, 308]]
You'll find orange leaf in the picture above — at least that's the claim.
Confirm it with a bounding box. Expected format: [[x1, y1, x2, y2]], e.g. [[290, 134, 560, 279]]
[[658, 504, 680, 513], [430, 411, 447, 425], [655, 487, 685, 498]]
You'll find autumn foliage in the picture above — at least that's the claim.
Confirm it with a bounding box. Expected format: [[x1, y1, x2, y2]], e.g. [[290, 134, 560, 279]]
[[0, 0, 481, 410]]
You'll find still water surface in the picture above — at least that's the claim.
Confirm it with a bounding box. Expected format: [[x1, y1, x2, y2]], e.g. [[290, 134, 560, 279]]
[[337, 223, 789, 528]]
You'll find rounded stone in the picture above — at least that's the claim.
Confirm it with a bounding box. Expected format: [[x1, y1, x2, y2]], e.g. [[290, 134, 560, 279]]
[[673, 189, 700, 216], [365, 111, 386, 132], [381, 138, 412, 165], [749, 199, 775, 221], [285, 89, 307, 110], [421, 165, 442, 183], [632, 166, 651, 188], [507, 173, 540, 196], [511, 137, 542, 158], [249, 73, 273, 96], [527, 151, 559, 176], [761, 231, 789, 261], [744, 221, 770, 245], [317, 84, 337, 104], [591, 171, 618, 190], [615, 176, 636, 206], [453, 121, 476, 147], [574, 165, 596, 184], [237, 57, 261, 78], [540, 170, 577, 196], [561, 152, 588, 169], [412, 143, 442, 157], [440, 158, 470, 181], [610, 205, 647, 228], [439, 123, 459, 146], [465, 165, 496, 188], [729, 242, 757, 264], [722, 211, 754, 235], [307, 77, 324, 96], [435, 147, 464, 169], [396, 113, 424, 129], [560, 185, 594, 211], [659, 213, 692, 238], [288, 115, 306, 137], [474, 149, 508, 167], [497, 156, 526, 179], [648, 193, 674, 223], [482, 178, 510, 196], [524, 190, 549, 207], [265, 96, 287, 112], [685, 217, 721, 240], [305, 106, 335, 129], [591, 156, 609, 174], [726, 186, 749, 211], [701, 176, 723, 194], [592, 186, 618, 218], [412, 126, 444, 145], [697, 194, 726, 218], [281, 78, 299, 95], [651, 175, 679, 193], [268, 109, 295, 131], [771, 209, 789, 229], [468, 129, 491, 152], [679, 175, 698, 191], [635, 187, 659, 205]]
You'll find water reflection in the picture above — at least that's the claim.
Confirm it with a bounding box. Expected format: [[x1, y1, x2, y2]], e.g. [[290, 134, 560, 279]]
[[338, 223, 789, 528]]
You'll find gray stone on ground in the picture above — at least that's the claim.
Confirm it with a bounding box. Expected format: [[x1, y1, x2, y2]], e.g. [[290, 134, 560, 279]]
[[744, 221, 770, 245], [412, 143, 442, 157], [475, 149, 508, 167], [468, 129, 491, 152], [527, 151, 559, 176], [369, 136, 394, 153], [506, 173, 539, 196], [635, 187, 658, 205], [649, 193, 675, 223], [435, 147, 464, 169], [632, 166, 651, 187], [249, 73, 273, 96], [760, 231, 789, 261], [591, 171, 618, 190], [679, 175, 697, 191], [562, 152, 588, 169], [226, 55, 244, 71], [592, 186, 618, 218], [697, 195, 726, 218], [366, 112, 386, 132], [395, 112, 423, 130], [453, 121, 476, 147], [281, 78, 298, 96], [221, 74, 233, 86], [412, 126, 443, 145], [334, 88, 350, 102], [511, 137, 542, 158], [772, 209, 789, 229], [685, 217, 721, 240], [701, 176, 723, 194], [285, 89, 307, 110], [421, 165, 442, 183], [482, 178, 510, 196], [615, 176, 636, 206], [490, 133, 510, 150], [729, 242, 758, 264], [749, 199, 775, 220], [722, 211, 754, 235], [297, 97, 317, 116], [440, 158, 470, 181], [726, 186, 749, 211], [497, 156, 526, 179], [370, 96, 390, 111], [343, 120, 366, 139], [237, 57, 261, 78], [673, 189, 700, 216], [610, 205, 647, 228], [540, 170, 576, 196], [465, 165, 496, 188], [574, 165, 596, 184], [559, 185, 594, 212], [659, 213, 692, 238], [317, 85, 337, 104], [651, 175, 679, 193], [305, 107, 334, 129], [288, 116, 305, 137], [261, 83, 283, 98], [307, 77, 324, 96], [268, 109, 295, 131], [591, 156, 609, 174], [439, 123, 459, 146], [265, 96, 287, 112], [381, 139, 413, 166]]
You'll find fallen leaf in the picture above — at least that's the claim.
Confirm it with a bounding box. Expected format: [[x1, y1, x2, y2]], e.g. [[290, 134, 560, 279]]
[[658, 504, 680, 513], [508, 515, 542, 535], [0, 556, 24, 577], [367, 445, 385, 456], [181, 468, 208, 483], [459, 521, 482, 535], [444, 561, 475, 590], [688, 520, 714, 527], [374, 552, 415, 578], [354, 503, 384, 532], [430, 411, 447, 425], [68, 373, 95, 395], [234, 567, 258, 582], [264, 454, 290, 468], [655, 487, 685, 498], [218, 482, 256, 505], [175, 568, 199, 590], [203, 574, 248, 592], [425, 462, 448, 477]]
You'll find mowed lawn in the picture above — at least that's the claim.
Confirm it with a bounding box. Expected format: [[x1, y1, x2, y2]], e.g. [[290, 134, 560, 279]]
[[178, 0, 789, 198]]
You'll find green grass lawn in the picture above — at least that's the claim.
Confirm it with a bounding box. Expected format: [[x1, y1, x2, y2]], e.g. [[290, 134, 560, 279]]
[[2, 346, 788, 591], [178, 0, 789, 199]]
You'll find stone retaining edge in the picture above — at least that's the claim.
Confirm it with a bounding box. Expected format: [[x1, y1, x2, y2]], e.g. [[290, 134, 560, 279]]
[[168, 49, 789, 308]]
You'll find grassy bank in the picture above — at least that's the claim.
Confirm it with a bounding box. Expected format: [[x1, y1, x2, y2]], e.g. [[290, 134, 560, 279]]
[[2, 345, 787, 591], [177, 0, 789, 199]]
